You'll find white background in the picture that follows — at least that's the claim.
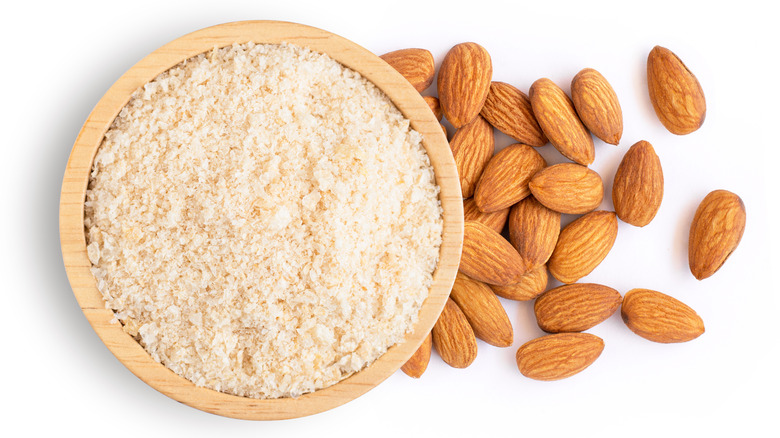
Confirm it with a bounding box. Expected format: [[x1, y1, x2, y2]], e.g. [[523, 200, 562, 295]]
[[2, 0, 778, 436]]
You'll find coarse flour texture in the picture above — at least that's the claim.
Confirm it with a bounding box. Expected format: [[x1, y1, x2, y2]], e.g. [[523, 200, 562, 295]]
[[84, 43, 443, 398]]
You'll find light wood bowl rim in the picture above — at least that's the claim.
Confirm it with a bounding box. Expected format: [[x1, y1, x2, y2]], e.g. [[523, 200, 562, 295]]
[[59, 20, 462, 420]]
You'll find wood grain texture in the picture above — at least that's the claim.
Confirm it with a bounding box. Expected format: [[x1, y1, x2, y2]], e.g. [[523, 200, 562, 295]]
[[59, 20, 462, 420]]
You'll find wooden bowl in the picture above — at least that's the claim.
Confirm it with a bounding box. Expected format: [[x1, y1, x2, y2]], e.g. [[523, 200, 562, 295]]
[[59, 21, 462, 420]]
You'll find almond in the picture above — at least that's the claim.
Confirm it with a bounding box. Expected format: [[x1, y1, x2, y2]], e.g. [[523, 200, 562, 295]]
[[508, 197, 560, 270], [688, 190, 746, 280], [460, 221, 527, 286], [401, 332, 432, 378], [432, 298, 478, 368], [480, 81, 547, 147], [437, 42, 493, 128], [528, 163, 604, 214], [490, 265, 549, 301], [450, 273, 513, 347], [423, 95, 443, 121], [548, 211, 618, 284], [621, 289, 705, 343], [515, 333, 604, 381], [534, 283, 622, 333], [529, 78, 595, 165], [571, 68, 623, 145], [612, 140, 664, 227], [379, 48, 435, 93], [450, 115, 494, 198], [647, 45, 706, 135], [473, 143, 546, 213], [463, 198, 509, 234]]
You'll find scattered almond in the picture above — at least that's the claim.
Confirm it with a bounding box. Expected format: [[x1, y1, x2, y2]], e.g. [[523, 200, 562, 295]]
[[473, 143, 546, 213], [463, 197, 509, 234], [432, 298, 478, 368], [688, 190, 746, 280], [571, 68, 623, 145], [449, 115, 494, 198], [612, 140, 664, 227], [548, 211, 618, 284], [380, 48, 435, 93], [534, 283, 622, 333], [450, 273, 513, 347], [401, 332, 432, 378], [490, 265, 548, 301], [621, 289, 705, 343], [480, 81, 547, 147], [516, 333, 604, 381], [460, 221, 527, 286], [528, 163, 604, 214], [508, 197, 561, 270], [438, 42, 493, 128], [647, 45, 706, 135], [423, 95, 443, 121]]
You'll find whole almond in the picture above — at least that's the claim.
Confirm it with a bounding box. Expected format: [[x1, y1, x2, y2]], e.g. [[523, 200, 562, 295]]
[[432, 298, 478, 368], [621, 289, 705, 343], [464, 198, 509, 234], [450, 115, 494, 198], [548, 211, 618, 284], [380, 48, 435, 93], [461, 221, 527, 286], [529, 78, 595, 165], [647, 46, 706, 135], [401, 332, 432, 378], [480, 81, 547, 147], [516, 333, 604, 381], [474, 143, 546, 213], [528, 163, 604, 214], [438, 42, 493, 128], [534, 283, 622, 333], [571, 68, 623, 145], [508, 197, 561, 270], [612, 140, 664, 227], [490, 265, 548, 301], [450, 273, 513, 347], [423, 95, 443, 121], [688, 190, 746, 280]]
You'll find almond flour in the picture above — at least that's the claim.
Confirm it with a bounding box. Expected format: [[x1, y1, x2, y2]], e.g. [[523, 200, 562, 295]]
[[84, 43, 443, 399]]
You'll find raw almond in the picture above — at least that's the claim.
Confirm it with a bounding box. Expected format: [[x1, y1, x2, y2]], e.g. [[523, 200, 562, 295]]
[[401, 332, 432, 378], [571, 68, 623, 145], [437, 42, 493, 128], [432, 298, 478, 368], [450, 273, 513, 347], [463, 197, 509, 234], [423, 95, 443, 121], [508, 197, 561, 270], [380, 48, 435, 93], [621, 289, 705, 343], [529, 78, 595, 165], [515, 333, 604, 381], [548, 211, 618, 284], [647, 45, 706, 135], [688, 190, 746, 280], [612, 140, 664, 227], [450, 115, 494, 198], [528, 163, 604, 214], [473, 143, 546, 213], [480, 81, 547, 147], [534, 283, 622, 333], [460, 221, 527, 286], [490, 265, 549, 301]]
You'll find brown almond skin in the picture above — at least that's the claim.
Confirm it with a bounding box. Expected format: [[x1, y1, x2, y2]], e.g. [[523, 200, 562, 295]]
[[612, 140, 664, 227], [621, 289, 705, 343], [438, 42, 493, 128], [571, 68, 623, 145], [380, 48, 435, 93], [534, 283, 622, 333], [461, 221, 527, 286], [688, 190, 746, 280], [548, 211, 618, 284], [647, 46, 706, 135], [508, 197, 561, 270], [423, 95, 443, 121], [449, 115, 494, 198], [463, 198, 509, 234], [528, 163, 604, 214], [450, 273, 513, 347], [474, 143, 546, 213], [516, 333, 604, 381], [432, 298, 478, 368], [480, 81, 547, 147], [529, 78, 595, 165], [490, 265, 548, 301], [401, 332, 432, 378]]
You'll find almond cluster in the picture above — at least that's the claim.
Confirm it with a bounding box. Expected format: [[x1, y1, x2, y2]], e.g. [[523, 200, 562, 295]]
[[382, 44, 745, 381]]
